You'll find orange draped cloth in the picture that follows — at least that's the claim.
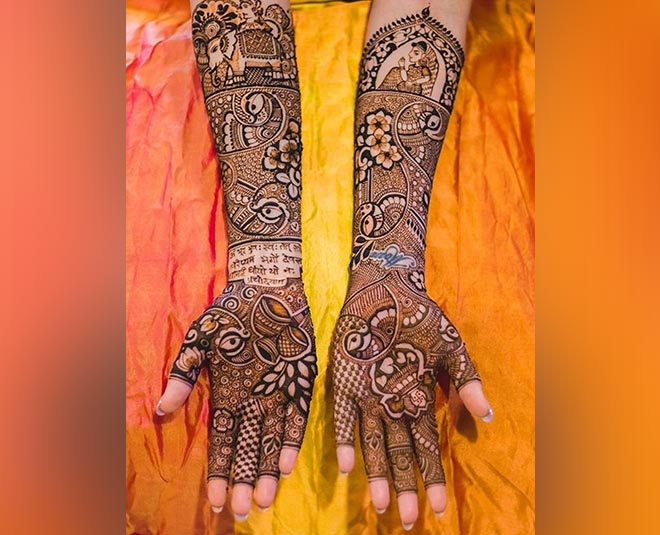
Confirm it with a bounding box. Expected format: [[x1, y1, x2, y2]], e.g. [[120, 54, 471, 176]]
[[126, 1, 535, 533]]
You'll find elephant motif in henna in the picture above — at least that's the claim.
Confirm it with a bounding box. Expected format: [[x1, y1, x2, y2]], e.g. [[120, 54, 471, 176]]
[[193, 0, 297, 91]]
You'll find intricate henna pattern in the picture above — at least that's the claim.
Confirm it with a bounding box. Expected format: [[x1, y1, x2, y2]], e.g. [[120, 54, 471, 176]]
[[167, 0, 316, 486], [171, 280, 316, 483], [192, 0, 303, 268], [331, 8, 481, 495]]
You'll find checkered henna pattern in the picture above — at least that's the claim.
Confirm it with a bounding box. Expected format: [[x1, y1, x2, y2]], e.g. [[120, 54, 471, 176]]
[[167, 0, 316, 487], [330, 8, 481, 495]]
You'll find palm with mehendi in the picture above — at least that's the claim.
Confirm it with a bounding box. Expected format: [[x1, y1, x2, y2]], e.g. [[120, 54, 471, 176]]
[[156, 0, 316, 518], [330, 5, 493, 527]]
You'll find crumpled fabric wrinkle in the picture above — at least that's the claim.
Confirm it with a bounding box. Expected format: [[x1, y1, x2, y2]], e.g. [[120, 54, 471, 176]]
[[126, 1, 534, 534]]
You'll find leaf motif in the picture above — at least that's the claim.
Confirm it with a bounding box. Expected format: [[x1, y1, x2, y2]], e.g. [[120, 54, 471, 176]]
[[253, 382, 265, 395], [278, 373, 286, 387], [298, 396, 308, 414], [287, 382, 296, 398], [261, 372, 279, 383], [298, 377, 310, 389], [297, 361, 309, 377], [362, 242, 374, 260]]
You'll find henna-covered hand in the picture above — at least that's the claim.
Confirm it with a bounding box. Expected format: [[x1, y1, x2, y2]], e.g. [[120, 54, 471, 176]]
[[331, 4, 493, 529], [167, 278, 316, 485], [156, 0, 316, 520], [331, 269, 485, 509]]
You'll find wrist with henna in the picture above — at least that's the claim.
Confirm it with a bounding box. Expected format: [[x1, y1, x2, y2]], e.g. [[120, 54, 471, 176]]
[[331, 7, 481, 495], [167, 0, 316, 487]]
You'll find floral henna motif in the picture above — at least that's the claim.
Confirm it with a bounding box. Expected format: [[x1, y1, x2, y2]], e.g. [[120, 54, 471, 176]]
[[165, 1, 316, 487], [171, 280, 317, 483], [192, 0, 303, 250], [331, 9, 482, 495]]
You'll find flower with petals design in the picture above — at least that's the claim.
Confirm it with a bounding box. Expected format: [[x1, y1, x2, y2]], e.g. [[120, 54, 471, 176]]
[[366, 110, 392, 135], [409, 271, 426, 292], [366, 130, 392, 158], [262, 120, 301, 172], [177, 346, 203, 373], [264, 145, 285, 170], [375, 144, 402, 169], [276, 166, 302, 200]]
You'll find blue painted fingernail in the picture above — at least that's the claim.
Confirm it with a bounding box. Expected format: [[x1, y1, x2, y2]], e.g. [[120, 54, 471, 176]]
[[481, 408, 494, 423], [155, 400, 165, 416], [402, 522, 414, 531], [234, 513, 248, 522]]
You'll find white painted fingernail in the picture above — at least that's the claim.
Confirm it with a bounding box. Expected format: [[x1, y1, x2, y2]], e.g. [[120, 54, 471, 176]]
[[375, 507, 386, 514], [481, 408, 494, 423], [155, 400, 165, 416], [435, 510, 445, 518], [211, 506, 223, 513], [234, 513, 248, 522], [402, 522, 414, 531]]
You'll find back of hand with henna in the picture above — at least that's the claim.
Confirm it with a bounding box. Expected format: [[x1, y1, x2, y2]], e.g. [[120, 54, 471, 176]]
[[331, 6, 491, 506], [158, 0, 316, 504]]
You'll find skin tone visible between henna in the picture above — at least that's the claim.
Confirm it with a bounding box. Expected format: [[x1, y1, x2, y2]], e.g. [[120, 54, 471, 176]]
[[331, 0, 493, 529], [157, 0, 316, 520]]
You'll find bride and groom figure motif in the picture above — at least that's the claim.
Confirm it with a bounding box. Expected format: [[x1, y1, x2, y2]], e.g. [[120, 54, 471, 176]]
[[378, 40, 440, 98]]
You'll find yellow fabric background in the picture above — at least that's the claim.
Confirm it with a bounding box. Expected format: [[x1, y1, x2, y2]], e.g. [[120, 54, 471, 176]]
[[126, 1, 535, 533]]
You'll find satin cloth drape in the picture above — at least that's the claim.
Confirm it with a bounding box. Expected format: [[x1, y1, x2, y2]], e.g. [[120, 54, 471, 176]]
[[126, 1, 535, 533]]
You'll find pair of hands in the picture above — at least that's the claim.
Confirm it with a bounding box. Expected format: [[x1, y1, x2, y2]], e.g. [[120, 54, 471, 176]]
[[156, 269, 492, 529]]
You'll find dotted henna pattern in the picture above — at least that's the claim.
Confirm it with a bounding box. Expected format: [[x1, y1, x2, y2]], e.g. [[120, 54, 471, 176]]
[[331, 8, 481, 495], [168, 1, 316, 486]]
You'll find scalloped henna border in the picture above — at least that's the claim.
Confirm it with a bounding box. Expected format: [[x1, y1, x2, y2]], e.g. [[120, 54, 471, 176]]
[[360, 7, 465, 68]]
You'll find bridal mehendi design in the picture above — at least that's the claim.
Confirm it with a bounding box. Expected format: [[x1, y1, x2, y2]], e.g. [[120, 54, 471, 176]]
[[331, 8, 481, 495], [170, 280, 316, 482], [167, 0, 316, 486], [191, 0, 303, 255]]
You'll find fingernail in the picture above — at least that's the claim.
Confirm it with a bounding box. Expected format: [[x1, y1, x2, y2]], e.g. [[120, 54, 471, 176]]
[[402, 522, 414, 531], [155, 400, 165, 417], [211, 506, 223, 513], [234, 513, 248, 522], [375, 507, 386, 514], [481, 408, 494, 423], [281, 472, 291, 479], [339, 471, 349, 477], [257, 505, 270, 512], [434, 510, 445, 518]]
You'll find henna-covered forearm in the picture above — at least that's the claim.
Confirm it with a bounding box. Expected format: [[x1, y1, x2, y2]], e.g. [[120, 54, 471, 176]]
[[331, 2, 483, 501], [162, 1, 317, 491], [192, 0, 304, 286], [350, 6, 464, 275]]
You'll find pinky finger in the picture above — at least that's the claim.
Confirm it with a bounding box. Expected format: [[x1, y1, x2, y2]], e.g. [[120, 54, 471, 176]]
[[279, 447, 299, 478]]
